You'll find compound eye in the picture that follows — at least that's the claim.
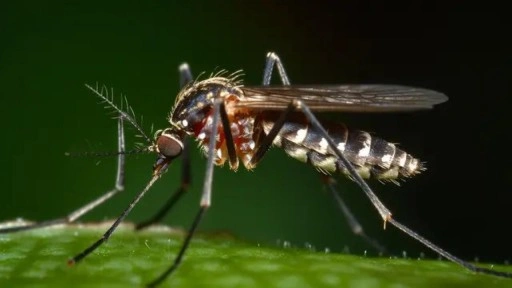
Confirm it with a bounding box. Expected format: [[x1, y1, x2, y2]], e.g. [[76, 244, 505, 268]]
[[156, 134, 183, 158]]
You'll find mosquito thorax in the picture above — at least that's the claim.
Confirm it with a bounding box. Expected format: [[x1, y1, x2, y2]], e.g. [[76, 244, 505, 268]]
[[168, 76, 255, 170], [170, 77, 244, 133]]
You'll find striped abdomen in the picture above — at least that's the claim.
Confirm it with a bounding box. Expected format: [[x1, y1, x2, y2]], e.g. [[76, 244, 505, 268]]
[[260, 119, 423, 183]]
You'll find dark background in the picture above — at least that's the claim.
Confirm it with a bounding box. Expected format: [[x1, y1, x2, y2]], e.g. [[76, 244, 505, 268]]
[[1, 1, 510, 266]]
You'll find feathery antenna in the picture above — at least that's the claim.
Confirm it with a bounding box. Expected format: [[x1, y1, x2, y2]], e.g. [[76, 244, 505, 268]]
[[85, 83, 152, 145]]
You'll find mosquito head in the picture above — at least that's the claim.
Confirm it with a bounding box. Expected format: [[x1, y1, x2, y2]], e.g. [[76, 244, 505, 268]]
[[152, 128, 184, 176]]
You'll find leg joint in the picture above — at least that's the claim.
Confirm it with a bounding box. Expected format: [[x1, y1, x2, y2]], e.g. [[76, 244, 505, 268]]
[[292, 99, 303, 109], [267, 51, 279, 60]]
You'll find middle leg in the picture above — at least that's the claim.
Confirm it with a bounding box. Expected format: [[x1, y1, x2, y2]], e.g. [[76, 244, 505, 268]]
[[135, 62, 196, 230]]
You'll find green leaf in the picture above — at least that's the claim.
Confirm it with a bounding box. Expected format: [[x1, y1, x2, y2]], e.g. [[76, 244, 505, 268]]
[[0, 221, 510, 288]]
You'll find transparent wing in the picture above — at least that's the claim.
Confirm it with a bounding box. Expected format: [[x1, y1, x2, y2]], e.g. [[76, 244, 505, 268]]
[[237, 84, 448, 112]]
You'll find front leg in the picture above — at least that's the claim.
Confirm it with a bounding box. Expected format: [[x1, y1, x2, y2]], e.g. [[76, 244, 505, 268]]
[[135, 62, 197, 230], [0, 116, 126, 233]]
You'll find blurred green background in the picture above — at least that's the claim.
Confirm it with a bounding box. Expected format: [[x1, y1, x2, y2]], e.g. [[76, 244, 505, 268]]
[[1, 1, 511, 267]]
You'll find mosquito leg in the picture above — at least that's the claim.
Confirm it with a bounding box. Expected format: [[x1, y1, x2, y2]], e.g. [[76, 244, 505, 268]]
[[147, 206, 206, 288], [134, 62, 197, 231], [388, 218, 512, 277], [147, 98, 222, 288], [250, 100, 389, 254], [262, 55, 388, 254], [323, 176, 388, 255], [133, 62, 196, 231], [263, 54, 384, 239], [249, 103, 296, 166], [179, 63, 194, 87], [248, 98, 388, 255], [243, 52, 295, 165], [262, 52, 291, 86], [69, 174, 160, 266], [294, 99, 512, 278], [69, 62, 196, 266], [135, 140, 191, 230], [0, 116, 127, 234], [69, 111, 166, 265], [219, 102, 238, 169]]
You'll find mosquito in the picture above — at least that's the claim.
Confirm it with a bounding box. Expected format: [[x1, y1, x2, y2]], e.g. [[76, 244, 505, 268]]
[[1, 52, 511, 287]]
